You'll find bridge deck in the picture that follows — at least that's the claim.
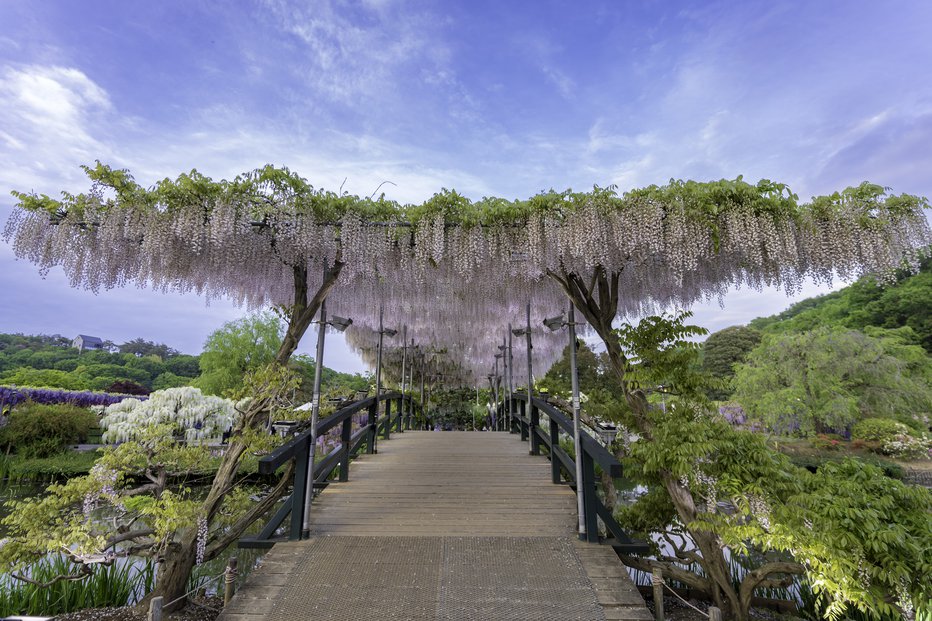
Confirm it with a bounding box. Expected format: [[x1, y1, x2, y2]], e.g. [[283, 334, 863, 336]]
[[219, 431, 649, 620]]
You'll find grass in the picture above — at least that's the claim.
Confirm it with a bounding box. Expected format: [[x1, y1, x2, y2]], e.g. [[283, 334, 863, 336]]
[[0, 449, 100, 482], [0, 554, 154, 617]]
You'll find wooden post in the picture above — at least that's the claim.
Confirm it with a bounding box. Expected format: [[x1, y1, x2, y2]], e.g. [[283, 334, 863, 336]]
[[709, 607, 722, 621], [383, 398, 392, 440], [530, 403, 540, 455], [148, 596, 163, 621], [367, 400, 377, 454], [224, 556, 238, 606], [550, 418, 561, 483], [652, 568, 664, 621], [339, 417, 352, 482]]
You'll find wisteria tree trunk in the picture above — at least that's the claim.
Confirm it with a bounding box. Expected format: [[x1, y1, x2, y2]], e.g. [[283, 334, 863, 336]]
[[147, 258, 343, 611], [549, 266, 748, 620]]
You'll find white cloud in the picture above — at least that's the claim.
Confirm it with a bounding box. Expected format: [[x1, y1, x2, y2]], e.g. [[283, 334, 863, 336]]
[[258, 0, 445, 105], [0, 64, 115, 193]]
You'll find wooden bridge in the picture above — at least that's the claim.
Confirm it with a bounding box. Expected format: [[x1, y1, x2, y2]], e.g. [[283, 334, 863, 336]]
[[218, 394, 650, 621]]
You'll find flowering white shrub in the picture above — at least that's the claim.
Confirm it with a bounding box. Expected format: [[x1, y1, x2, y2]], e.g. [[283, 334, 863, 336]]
[[101, 387, 237, 443], [881, 434, 932, 460]]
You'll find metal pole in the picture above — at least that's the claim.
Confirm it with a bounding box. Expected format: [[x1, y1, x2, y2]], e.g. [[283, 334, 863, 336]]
[[419, 360, 425, 429], [506, 329, 514, 433], [303, 300, 327, 533], [400, 325, 407, 431], [569, 304, 586, 539], [374, 305, 384, 447], [492, 357, 500, 430], [525, 303, 534, 452]]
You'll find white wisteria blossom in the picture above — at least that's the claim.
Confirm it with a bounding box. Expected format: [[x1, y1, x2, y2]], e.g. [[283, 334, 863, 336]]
[[101, 387, 237, 444]]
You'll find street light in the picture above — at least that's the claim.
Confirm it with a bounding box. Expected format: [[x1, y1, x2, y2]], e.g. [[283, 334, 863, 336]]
[[374, 305, 397, 448], [544, 304, 586, 541], [494, 351, 504, 431], [512, 303, 535, 453], [303, 300, 353, 534]]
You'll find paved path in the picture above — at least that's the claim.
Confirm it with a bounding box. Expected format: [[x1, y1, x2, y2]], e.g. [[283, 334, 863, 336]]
[[219, 431, 649, 620]]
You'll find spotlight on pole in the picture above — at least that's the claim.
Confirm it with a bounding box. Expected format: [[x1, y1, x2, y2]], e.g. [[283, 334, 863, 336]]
[[543, 315, 566, 332], [328, 315, 353, 332], [383, 328, 398, 338]]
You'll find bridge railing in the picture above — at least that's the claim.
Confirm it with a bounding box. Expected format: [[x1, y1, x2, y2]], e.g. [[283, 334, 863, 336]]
[[499, 394, 648, 553], [241, 391, 417, 548]]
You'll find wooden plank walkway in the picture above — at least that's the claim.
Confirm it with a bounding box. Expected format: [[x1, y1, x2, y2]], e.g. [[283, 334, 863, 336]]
[[219, 431, 650, 620]]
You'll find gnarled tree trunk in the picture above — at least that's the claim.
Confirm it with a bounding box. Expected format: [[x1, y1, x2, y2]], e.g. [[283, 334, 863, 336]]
[[147, 258, 344, 611], [548, 265, 749, 620]]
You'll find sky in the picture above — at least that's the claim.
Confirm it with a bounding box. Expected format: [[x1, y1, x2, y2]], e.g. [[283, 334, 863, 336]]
[[1, 0, 930, 373]]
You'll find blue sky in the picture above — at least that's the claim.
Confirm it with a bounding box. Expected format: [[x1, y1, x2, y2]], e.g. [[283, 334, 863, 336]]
[[1, 0, 930, 373]]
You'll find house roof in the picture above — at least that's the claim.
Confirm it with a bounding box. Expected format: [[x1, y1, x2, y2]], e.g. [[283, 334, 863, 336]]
[[76, 334, 104, 344]]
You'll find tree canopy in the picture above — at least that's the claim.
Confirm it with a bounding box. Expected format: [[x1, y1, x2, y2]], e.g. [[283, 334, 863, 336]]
[[6, 164, 929, 384]]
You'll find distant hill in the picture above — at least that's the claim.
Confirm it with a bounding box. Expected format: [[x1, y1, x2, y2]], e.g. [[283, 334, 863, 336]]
[[0, 333, 200, 394], [749, 254, 931, 352]]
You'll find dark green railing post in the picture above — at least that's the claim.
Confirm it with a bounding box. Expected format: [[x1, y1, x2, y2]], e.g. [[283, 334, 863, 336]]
[[530, 403, 540, 455], [519, 400, 528, 441], [550, 417, 561, 483], [339, 417, 352, 482], [367, 400, 378, 454], [290, 438, 309, 540], [383, 398, 392, 440], [581, 449, 599, 543]]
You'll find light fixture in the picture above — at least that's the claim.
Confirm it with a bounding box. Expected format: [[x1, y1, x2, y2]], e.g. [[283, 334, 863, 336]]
[[543, 314, 565, 332], [328, 315, 353, 332], [383, 328, 398, 338]]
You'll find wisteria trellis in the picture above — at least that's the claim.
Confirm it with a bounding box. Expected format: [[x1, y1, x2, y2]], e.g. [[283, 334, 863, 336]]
[[5, 165, 930, 386]]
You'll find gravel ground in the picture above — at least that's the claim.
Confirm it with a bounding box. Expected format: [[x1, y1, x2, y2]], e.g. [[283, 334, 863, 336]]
[[52, 596, 222, 621], [645, 595, 802, 621]]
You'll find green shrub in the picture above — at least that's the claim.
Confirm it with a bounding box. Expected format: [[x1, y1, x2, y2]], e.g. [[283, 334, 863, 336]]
[[852, 417, 909, 443], [0, 402, 98, 458]]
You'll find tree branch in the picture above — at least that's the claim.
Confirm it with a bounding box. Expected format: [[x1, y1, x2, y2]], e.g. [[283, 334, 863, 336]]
[[618, 555, 713, 594], [203, 460, 296, 560]]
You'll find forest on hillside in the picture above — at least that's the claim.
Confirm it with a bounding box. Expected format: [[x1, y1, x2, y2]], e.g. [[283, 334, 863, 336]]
[[0, 313, 369, 402]]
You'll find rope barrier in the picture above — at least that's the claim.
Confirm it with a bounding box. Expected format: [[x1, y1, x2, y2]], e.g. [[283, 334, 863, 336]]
[[652, 571, 710, 619], [164, 571, 225, 608]]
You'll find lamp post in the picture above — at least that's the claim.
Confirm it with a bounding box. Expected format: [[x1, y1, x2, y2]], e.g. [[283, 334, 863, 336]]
[[373, 305, 398, 448], [512, 302, 534, 452], [303, 299, 352, 534], [493, 353, 503, 430], [543, 305, 585, 540], [498, 332, 514, 433], [400, 325, 407, 432]]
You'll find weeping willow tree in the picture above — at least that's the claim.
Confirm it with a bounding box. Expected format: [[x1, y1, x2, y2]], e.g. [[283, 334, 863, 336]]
[[5, 163, 930, 615]]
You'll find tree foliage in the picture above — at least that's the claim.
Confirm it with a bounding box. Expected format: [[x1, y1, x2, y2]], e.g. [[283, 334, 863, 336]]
[[193, 312, 283, 397], [732, 326, 932, 436], [612, 313, 931, 621], [700, 326, 762, 399]]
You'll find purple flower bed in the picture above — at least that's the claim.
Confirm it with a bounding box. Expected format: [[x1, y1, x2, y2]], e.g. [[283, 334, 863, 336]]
[[0, 385, 147, 410]]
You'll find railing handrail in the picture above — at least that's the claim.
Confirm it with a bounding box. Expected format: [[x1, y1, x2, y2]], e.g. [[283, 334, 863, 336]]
[[259, 392, 403, 474], [509, 393, 622, 478]]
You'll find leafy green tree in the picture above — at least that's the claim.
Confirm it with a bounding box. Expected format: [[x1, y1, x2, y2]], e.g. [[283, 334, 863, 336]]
[[194, 312, 284, 396], [152, 372, 190, 391], [0, 367, 85, 390], [164, 354, 200, 378], [118, 338, 181, 359], [700, 325, 761, 399], [732, 327, 932, 436], [612, 313, 931, 621]]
